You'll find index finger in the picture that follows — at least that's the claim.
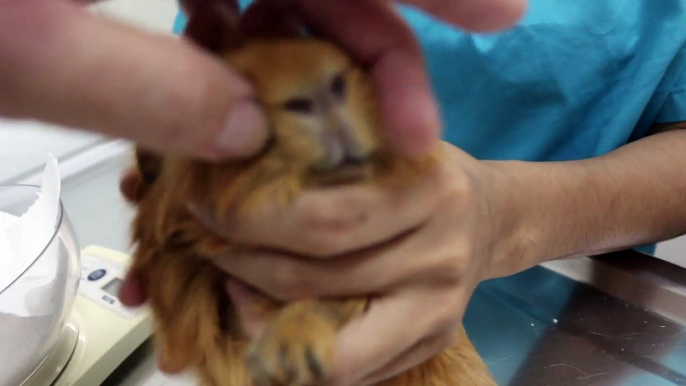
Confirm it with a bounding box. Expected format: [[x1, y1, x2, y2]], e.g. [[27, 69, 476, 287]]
[[191, 157, 449, 258], [191, 183, 434, 257]]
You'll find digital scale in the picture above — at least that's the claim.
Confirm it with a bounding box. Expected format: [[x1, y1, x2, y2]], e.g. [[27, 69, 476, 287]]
[[22, 245, 153, 386]]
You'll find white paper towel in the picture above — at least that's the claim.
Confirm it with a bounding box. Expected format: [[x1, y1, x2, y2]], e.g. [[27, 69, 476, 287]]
[[0, 154, 61, 316]]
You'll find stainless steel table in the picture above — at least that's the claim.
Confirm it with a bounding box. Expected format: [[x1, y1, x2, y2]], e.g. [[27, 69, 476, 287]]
[[465, 251, 686, 385]]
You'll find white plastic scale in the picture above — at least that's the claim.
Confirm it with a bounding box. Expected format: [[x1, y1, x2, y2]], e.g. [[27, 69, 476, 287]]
[[22, 245, 152, 386]]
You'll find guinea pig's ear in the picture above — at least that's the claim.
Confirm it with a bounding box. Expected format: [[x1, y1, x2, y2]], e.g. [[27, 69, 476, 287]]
[[135, 149, 164, 186], [241, 0, 305, 39], [120, 169, 143, 204], [183, 2, 244, 55]]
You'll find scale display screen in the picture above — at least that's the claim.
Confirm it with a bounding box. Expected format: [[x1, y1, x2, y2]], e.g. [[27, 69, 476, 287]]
[[102, 278, 123, 297]]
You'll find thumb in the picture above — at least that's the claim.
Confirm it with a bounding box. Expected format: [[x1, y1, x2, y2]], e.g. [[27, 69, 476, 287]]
[[0, 1, 267, 160], [118, 268, 147, 307]]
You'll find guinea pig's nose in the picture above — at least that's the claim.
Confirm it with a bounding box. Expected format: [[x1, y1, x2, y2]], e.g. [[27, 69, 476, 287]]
[[315, 123, 372, 171]]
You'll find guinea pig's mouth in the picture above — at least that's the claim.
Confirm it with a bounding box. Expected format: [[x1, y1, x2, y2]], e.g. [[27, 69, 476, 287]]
[[309, 154, 376, 186]]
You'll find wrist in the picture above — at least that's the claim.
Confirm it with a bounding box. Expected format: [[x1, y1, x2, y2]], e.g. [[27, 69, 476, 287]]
[[477, 159, 589, 279], [475, 160, 533, 279]]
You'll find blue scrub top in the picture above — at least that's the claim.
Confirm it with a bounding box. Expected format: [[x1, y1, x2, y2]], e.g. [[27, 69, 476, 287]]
[[398, 0, 686, 162]]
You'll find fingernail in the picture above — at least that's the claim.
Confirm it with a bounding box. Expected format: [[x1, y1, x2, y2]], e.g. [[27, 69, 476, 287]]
[[217, 100, 268, 158]]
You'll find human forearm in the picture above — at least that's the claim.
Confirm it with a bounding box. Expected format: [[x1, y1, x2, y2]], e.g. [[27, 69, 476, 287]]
[[486, 126, 686, 278]]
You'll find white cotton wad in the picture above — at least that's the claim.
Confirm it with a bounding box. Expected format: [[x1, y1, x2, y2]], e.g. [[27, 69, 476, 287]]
[[0, 154, 71, 386], [0, 153, 61, 315]]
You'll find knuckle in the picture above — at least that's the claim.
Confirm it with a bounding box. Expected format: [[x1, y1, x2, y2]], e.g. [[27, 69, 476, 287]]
[[426, 331, 457, 355], [393, 30, 421, 56], [440, 169, 477, 209], [382, 14, 422, 55], [426, 298, 463, 333], [435, 327, 462, 350], [429, 251, 470, 284]]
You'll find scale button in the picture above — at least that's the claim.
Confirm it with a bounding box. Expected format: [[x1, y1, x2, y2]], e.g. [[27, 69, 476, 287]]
[[88, 269, 106, 281]]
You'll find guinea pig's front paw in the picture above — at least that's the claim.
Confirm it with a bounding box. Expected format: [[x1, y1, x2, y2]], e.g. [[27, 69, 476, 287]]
[[246, 304, 336, 386]]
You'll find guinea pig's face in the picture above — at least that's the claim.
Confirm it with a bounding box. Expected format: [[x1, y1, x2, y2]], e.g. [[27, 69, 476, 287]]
[[226, 39, 383, 183]]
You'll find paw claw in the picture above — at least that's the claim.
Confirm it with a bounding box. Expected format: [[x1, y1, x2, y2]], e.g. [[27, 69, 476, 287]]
[[245, 312, 335, 386], [246, 352, 272, 386], [305, 346, 326, 381]]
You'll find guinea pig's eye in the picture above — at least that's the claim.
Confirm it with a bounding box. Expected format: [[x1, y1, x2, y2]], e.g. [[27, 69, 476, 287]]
[[330, 73, 346, 99], [141, 171, 157, 185], [283, 97, 314, 114]]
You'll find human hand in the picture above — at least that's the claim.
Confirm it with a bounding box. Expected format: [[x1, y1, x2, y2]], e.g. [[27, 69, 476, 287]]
[[1, 0, 525, 162], [173, 143, 523, 385], [1, 0, 267, 160]]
